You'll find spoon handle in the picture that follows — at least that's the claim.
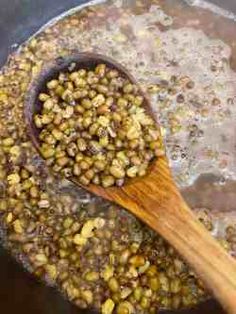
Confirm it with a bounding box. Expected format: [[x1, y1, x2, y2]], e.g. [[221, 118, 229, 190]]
[[105, 158, 236, 314], [153, 199, 236, 314]]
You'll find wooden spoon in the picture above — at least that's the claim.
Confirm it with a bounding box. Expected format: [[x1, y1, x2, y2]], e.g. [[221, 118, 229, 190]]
[[25, 53, 236, 314]]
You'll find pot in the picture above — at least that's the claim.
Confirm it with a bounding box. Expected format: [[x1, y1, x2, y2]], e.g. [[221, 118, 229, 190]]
[[0, 1, 235, 314]]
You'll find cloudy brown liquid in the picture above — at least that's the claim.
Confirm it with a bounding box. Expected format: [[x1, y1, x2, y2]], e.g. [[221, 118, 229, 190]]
[[1, 0, 236, 311]]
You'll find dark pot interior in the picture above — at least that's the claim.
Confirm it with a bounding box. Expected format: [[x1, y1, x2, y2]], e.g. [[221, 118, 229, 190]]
[[0, 0, 236, 313]]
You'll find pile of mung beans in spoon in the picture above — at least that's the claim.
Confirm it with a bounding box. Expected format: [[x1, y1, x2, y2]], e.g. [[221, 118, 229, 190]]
[[34, 63, 163, 187]]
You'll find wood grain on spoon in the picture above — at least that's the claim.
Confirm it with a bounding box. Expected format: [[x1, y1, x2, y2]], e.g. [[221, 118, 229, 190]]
[[25, 53, 236, 314], [91, 157, 236, 314]]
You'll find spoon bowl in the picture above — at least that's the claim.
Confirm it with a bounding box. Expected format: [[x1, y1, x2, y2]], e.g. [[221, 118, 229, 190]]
[[25, 53, 158, 154], [25, 53, 236, 314]]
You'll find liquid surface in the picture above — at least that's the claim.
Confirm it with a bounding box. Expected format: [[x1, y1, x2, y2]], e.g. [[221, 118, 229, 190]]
[[0, 0, 236, 312]]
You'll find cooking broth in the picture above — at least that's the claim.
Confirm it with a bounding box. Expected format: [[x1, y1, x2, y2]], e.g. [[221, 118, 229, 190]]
[[0, 0, 236, 312]]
